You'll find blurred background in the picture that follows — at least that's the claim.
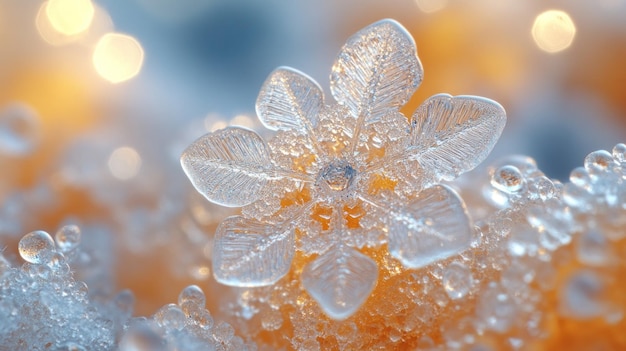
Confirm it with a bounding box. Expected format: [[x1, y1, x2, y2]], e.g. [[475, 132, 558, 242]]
[[1, 0, 625, 315]]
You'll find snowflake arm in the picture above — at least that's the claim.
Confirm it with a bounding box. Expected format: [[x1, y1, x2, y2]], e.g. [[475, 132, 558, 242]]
[[256, 67, 323, 137], [301, 203, 378, 320], [213, 216, 296, 287], [181, 127, 314, 207], [411, 94, 507, 183], [329, 19, 423, 152]]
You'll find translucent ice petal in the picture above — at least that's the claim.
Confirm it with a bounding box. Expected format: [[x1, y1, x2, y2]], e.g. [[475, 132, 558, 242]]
[[411, 94, 506, 182], [181, 127, 273, 207], [256, 67, 323, 134], [388, 185, 472, 268], [213, 216, 295, 287], [302, 247, 378, 320], [330, 19, 422, 125]]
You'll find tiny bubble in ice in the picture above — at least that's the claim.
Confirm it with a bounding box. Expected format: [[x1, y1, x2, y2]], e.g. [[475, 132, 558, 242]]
[[584, 150, 614, 174], [178, 284, 206, 307], [491, 165, 524, 193], [611, 143, 626, 163], [55, 225, 82, 253], [18, 230, 56, 264]]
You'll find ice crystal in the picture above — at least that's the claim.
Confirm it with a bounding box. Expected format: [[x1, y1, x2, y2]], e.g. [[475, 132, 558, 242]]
[[181, 19, 506, 319], [0, 230, 117, 350]]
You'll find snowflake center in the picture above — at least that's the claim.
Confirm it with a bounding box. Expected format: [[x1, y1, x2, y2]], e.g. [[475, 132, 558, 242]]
[[318, 160, 357, 192]]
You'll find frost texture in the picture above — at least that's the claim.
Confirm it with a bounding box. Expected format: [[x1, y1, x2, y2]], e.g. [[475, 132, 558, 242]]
[[181, 19, 506, 319]]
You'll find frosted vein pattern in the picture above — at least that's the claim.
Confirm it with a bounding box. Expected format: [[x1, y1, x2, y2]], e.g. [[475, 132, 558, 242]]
[[180, 19, 506, 319], [213, 216, 295, 287], [330, 19, 423, 125], [302, 247, 378, 320], [388, 185, 472, 268], [181, 127, 273, 207], [256, 67, 323, 134], [411, 94, 506, 183]]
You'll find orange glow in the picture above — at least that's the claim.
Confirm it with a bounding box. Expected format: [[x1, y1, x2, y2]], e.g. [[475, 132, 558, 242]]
[[368, 173, 398, 195]]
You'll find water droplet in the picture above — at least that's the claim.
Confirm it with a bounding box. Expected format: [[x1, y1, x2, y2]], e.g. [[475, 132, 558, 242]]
[[47, 252, 69, 273], [318, 159, 357, 192], [55, 225, 82, 253], [0, 103, 40, 156], [18, 230, 56, 264], [154, 304, 186, 330], [612, 143, 626, 163], [584, 150, 615, 174], [178, 284, 206, 307], [531, 176, 556, 201], [114, 289, 135, 316], [491, 165, 525, 193], [213, 321, 234, 342], [569, 167, 591, 188], [188, 307, 213, 330], [443, 262, 474, 299]]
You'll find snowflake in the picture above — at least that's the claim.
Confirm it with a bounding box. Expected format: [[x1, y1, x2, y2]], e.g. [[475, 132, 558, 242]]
[[181, 19, 506, 319]]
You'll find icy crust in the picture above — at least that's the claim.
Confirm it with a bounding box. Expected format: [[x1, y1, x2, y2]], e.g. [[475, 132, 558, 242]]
[[0, 230, 116, 351], [181, 19, 506, 319], [219, 144, 626, 350], [1, 228, 253, 351]]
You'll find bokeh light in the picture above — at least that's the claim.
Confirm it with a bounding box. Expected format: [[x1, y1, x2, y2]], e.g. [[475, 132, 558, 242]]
[[45, 0, 95, 36], [532, 10, 576, 53], [92, 33, 144, 84], [36, 1, 111, 46], [414, 0, 448, 14], [107, 146, 142, 181]]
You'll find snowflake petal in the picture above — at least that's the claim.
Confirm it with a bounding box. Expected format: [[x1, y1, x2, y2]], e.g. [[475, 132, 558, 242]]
[[388, 185, 472, 268], [256, 67, 324, 134], [181, 127, 273, 207], [213, 216, 295, 287], [330, 19, 422, 125], [412, 94, 506, 182], [302, 247, 378, 320]]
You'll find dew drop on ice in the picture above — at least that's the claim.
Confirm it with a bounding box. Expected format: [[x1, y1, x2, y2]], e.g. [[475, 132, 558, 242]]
[[0, 103, 40, 156], [178, 284, 206, 307], [584, 150, 614, 174], [18, 230, 56, 264], [491, 165, 524, 193], [611, 143, 626, 163], [154, 304, 186, 331], [443, 262, 474, 300], [55, 225, 82, 253], [213, 321, 234, 342]]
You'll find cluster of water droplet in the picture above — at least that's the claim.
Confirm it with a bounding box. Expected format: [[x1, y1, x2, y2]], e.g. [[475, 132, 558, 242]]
[[0, 227, 117, 350], [120, 285, 255, 351], [1, 226, 253, 351]]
